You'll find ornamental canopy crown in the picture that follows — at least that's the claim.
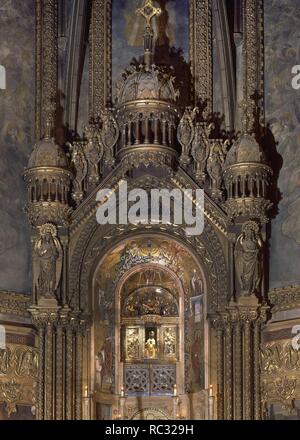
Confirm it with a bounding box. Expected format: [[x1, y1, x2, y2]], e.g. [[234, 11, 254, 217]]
[[115, 0, 179, 106], [114, 0, 180, 165], [222, 110, 273, 223], [28, 118, 68, 169], [24, 116, 73, 227], [115, 64, 179, 106]]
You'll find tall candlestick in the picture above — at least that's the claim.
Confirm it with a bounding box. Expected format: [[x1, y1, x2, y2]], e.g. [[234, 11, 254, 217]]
[[173, 384, 177, 397]]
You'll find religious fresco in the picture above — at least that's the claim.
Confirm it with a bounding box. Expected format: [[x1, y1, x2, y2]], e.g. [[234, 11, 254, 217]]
[[0, 0, 35, 293], [264, 0, 300, 288], [112, 0, 189, 101], [93, 236, 206, 394]]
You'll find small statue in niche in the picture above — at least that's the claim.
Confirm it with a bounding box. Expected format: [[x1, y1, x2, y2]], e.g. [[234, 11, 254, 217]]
[[235, 221, 263, 296], [145, 331, 157, 359], [34, 224, 63, 299]]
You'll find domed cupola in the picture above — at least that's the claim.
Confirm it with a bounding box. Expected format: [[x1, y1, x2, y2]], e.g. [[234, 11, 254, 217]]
[[24, 117, 73, 227], [114, 0, 180, 168], [223, 122, 273, 223]]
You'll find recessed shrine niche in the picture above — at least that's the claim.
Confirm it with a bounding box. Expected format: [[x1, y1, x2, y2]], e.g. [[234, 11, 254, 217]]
[[92, 235, 208, 420]]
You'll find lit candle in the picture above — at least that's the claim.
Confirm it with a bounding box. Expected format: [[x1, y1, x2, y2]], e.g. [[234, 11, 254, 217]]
[[173, 384, 177, 397], [209, 385, 213, 397], [121, 387, 125, 397], [84, 386, 88, 398]]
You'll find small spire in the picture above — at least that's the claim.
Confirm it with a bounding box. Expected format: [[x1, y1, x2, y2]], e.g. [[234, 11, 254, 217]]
[[136, 0, 161, 70]]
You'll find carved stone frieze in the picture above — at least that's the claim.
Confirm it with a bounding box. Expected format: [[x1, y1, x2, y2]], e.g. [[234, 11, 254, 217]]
[[269, 285, 300, 312]]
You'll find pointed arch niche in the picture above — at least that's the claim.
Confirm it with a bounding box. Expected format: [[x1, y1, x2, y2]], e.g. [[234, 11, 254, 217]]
[[91, 234, 210, 420]]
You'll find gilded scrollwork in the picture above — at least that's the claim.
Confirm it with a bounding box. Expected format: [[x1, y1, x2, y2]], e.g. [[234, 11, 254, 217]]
[[125, 328, 140, 361], [261, 342, 300, 374], [162, 327, 177, 358], [0, 380, 22, 416], [0, 346, 38, 379]]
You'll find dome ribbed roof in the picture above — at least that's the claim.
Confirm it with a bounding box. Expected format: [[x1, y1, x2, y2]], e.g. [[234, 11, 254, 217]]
[[225, 134, 265, 168], [28, 133, 68, 168], [115, 64, 179, 106]]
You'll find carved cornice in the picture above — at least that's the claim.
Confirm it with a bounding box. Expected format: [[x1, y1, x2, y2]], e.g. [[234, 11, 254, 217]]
[[269, 285, 300, 312], [0, 292, 31, 318]]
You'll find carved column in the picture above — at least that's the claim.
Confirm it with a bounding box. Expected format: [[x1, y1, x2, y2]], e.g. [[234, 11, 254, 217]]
[[36, 0, 58, 139], [234, 315, 243, 419], [224, 316, 233, 420], [243, 313, 252, 419], [55, 324, 64, 420], [37, 324, 45, 419], [89, 0, 112, 118], [190, 0, 213, 113], [242, 0, 264, 132], [212, 316, 225, 419], [45, 320, 54, 420], [65, 324, 74, 420], [75, 324, 84, 420], [254, 314, 263, 420]]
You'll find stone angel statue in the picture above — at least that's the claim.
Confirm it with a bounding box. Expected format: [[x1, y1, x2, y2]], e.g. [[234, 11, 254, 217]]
[[207, 139, 228, 199], [83, 120, 104, 186], [100, 108, 119, 170], [33, 224, 63, 300], [177, 107, 198, 166], [69, 142, 88, 204], [234, 221, 263, 296], [191, 122, 214, 185]]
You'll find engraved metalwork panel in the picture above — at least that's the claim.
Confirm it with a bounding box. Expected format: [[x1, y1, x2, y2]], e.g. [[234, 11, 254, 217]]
[[125, 365, 149, 395], [150, 364, 176, 395]]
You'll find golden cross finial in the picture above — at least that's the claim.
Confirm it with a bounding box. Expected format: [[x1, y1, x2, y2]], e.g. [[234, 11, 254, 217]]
[[136, 0, 161, 28]]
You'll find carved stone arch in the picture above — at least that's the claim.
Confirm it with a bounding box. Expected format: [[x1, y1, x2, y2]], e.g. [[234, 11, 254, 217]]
[[69, 219, 229, 314], [69, 171, 229, 312]]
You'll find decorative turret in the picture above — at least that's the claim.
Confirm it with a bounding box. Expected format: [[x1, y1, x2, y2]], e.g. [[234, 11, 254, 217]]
[[114, 0, 180, 168], [223, 105, 273, 223], [24, 116, 73, 227]]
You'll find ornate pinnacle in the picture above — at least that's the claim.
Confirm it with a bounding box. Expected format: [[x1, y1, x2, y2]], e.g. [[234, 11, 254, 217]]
[[136, 0, 162, 70], [136, 0, 161, 28]]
